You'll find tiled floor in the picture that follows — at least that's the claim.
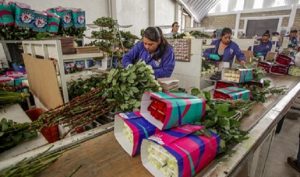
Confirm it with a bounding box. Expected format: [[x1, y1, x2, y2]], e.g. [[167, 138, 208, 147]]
[[264, 113, 300, 177]]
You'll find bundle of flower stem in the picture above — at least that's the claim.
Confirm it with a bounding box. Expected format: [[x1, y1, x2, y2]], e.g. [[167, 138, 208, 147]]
[[212, 99, 255, 121], [0, 90, 29, 109], [39, 88, 114, 136], [0, 118, 42, 152], [0, 83, 18, 92], [0, 145, 75, 177]]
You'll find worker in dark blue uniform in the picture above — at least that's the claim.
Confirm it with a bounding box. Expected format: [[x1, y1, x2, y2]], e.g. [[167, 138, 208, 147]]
[[252, 30, 273, 58], [203, 27, 246, 66], [288, 29, 299, 49], [122, 27, 175, 78]]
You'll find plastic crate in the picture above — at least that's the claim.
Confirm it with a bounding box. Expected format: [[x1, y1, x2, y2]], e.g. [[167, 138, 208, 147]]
[[221, 68, 253, 83]]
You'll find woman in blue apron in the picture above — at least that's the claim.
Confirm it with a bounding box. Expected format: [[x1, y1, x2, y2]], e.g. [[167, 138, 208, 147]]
[[203, 28, 246, 66]]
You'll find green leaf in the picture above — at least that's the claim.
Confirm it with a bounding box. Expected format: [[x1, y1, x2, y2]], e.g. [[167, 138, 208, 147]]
[[216, 103, 230, 117], [191, 88, 200, 96], [204, 91, 211, 101], [220, 139, 226, 149], [134, 101, 141, 108], [218, 118, 230, 130], [131, 87, 139, 93], [120, 85, 126, 91], [12, 133, 22, 142], [1, 119, 8, 132], [23, 131, 38, 139], [128, 78, 135, 84], [137, 67, 146, 72]]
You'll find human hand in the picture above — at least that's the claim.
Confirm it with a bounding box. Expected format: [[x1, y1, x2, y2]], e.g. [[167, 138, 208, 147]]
[[240, 60, 246, 67]]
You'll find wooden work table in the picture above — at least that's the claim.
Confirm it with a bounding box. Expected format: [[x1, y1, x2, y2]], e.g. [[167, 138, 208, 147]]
[[33, 75, 300, 177]]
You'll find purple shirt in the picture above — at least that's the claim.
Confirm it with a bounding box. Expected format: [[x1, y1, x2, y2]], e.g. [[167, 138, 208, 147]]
[[203, 39, 245, 64], [122, 41, 175, 78], [253, 41, 272, 57]]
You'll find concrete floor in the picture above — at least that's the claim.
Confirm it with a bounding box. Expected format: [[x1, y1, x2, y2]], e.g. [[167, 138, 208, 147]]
[[264, 113, 300, 177]]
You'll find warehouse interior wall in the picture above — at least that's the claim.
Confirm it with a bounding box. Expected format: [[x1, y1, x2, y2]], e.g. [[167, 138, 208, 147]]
[[155, 0, 176, 34], [115, 0, 180, 36], [115, 0, 149, 36], [202, 8, 300, 35], [204, 0, 300, 37], [16, 0, 188, 37]]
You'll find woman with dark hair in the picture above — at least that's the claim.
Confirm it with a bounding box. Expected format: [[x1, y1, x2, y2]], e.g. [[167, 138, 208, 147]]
[[165, 22, 180, 38], [122, 26, 175, 78], [288, 29, 299, 49], [252, 30, 272, 58], [203, 27, 246, 66], [171, 22, 179, 34]]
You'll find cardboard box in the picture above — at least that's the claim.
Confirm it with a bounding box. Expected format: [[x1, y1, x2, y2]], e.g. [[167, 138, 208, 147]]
[[0, 3, 14, 26], [75, 46, 100, 54], [32, 11, 48, 32], [213, 87, 250, 101], [221, 68, 253, 83], [140, 92, 206, 130], [257, 61, 272, 73], [114, 112, 156, 156], [275, 54, 293, 66], [242, 50, 254, 63], [270, 64, 289, 75], [215, 80, 237, 89], [157, 78, 179, 91], [265, 51, 277, 61], [141, 125, 220, 177]]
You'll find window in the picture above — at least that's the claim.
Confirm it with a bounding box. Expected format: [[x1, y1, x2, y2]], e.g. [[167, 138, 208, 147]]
[[234, 0, 244, 11], [253, 0, 263, 9]]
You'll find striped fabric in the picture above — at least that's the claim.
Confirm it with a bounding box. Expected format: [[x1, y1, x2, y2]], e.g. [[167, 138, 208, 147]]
[[214, 86, 250, 101], [142, 92, 206, 130], [119, 112, 156, 156], [146, 125, 220, 177]]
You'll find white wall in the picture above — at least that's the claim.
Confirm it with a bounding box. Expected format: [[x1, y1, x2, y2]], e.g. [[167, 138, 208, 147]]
[[13, 0, 109, 24], [10, 0, 184, 37], [155, 0, 176, 34], [116, 0, 149, 36]]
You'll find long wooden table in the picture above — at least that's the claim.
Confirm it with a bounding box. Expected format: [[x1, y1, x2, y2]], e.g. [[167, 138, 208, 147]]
[[33, 75, 300, 177]]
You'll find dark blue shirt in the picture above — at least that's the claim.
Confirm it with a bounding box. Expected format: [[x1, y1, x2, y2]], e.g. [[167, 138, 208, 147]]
[[122, 41, 175, 78], [203, 39, 245, 64], [289, 37, 299, 48], [253, 40, 272, 57]]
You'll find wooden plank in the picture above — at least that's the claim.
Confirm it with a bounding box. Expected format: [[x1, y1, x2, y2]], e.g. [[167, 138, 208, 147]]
[[240, 74, 299, 131], [36, 132, 152, 177], [36, 74, 300, 177], [23, 54, 63, 109]]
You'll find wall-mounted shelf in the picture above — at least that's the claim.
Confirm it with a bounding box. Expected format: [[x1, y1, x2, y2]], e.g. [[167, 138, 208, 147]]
[[22, 40, 108, 106]]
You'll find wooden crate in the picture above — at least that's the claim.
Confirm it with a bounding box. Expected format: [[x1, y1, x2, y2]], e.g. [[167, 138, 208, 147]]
[[76, 46, 100, 54]]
